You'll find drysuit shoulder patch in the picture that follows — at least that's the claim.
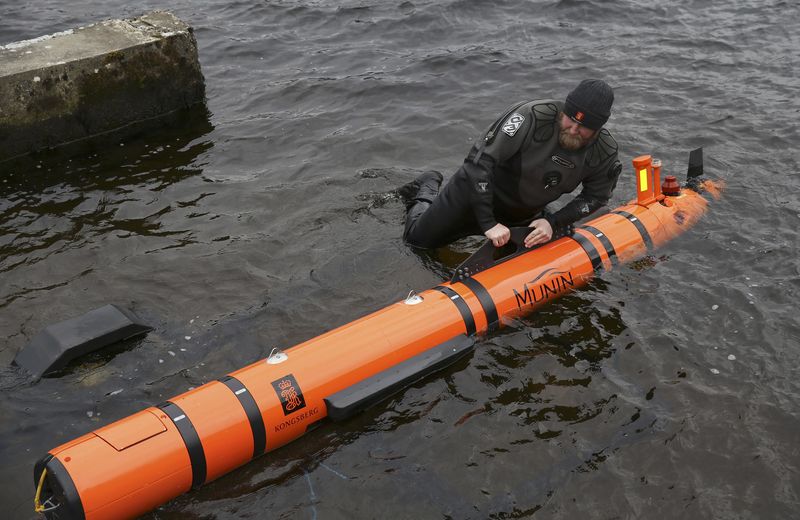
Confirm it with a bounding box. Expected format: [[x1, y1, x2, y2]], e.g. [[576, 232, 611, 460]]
[[586, 129, 618, 168], [501, 113, 525, 137], [532, 102, 558, 143]]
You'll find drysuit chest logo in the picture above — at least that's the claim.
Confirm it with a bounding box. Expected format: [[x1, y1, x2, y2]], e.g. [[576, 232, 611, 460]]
[[271, 374, 306, 415], [502, 113, 525, 137], [476, 181, 489, 193], [551, 155, 575, 169]]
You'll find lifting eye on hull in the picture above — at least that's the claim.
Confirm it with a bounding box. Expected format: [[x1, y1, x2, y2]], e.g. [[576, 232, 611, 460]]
[[267, 348, 288, 364], [404, 290, 424, 305]]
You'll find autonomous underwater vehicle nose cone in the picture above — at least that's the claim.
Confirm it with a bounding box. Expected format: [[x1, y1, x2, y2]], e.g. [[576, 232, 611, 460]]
[[33, 149, 721, 519]]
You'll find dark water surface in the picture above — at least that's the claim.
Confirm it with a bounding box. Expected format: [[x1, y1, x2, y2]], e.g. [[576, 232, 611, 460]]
[[1, 1, 798, 518]]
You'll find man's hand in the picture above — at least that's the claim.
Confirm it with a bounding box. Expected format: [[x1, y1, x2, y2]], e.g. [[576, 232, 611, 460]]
[[485, 223, 511, 247], [524, 218, 553, 248]]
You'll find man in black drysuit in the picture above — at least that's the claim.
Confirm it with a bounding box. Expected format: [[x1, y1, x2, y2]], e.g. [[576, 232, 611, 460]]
[[401, 79, 622, 249]]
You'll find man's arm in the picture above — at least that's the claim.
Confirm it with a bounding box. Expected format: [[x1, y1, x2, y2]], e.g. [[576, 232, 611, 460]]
[[462, 104, 532, 235], [460, 154, 498, 233], [546, 130, 622, 230], [525, 159, 620, 248], [545, 161, 621, 229]]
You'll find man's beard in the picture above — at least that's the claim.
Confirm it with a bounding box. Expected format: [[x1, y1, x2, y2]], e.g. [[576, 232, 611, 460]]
[[557, 114, 595, 151], [558, 129, 585, 151]]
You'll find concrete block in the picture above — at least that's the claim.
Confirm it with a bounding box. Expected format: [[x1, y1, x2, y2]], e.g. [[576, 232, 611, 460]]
[[0, 11, 206, 162]]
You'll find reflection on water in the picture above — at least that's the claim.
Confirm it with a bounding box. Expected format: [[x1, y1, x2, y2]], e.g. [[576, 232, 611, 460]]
[[0, 106, 214, 311], [0, 105, 214, 194]]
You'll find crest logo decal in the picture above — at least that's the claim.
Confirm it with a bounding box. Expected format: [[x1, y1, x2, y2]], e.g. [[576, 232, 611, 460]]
[[271, 374, 306, 415]]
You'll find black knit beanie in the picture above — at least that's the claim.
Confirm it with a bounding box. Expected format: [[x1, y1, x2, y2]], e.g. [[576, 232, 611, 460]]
[[563, 79, 614, 130]]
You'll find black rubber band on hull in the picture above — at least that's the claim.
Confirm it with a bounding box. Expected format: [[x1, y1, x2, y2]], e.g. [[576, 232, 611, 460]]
[[157, 401, 207, 489], [612, 210, 654, 250], [433, 285, 477, 336], [579, 225, 618, 267], [459, 277, 499, 332], [570, 232, 604, 272], [219, 376, 267, 458]]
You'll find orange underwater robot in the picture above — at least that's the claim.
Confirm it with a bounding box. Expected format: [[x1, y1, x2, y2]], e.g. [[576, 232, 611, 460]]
[[33, 151, 721, 519]]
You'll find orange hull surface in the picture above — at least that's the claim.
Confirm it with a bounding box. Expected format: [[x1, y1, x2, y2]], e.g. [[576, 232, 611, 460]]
[[34, 171, 718, 519]]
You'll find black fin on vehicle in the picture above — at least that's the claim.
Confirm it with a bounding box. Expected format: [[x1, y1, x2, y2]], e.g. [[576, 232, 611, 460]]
[[324, 334, 474, 422], [687, 147, 703, 179]]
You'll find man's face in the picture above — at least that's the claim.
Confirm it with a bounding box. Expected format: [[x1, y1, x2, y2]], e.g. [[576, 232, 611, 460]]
[[558, 113, 598, 151]]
